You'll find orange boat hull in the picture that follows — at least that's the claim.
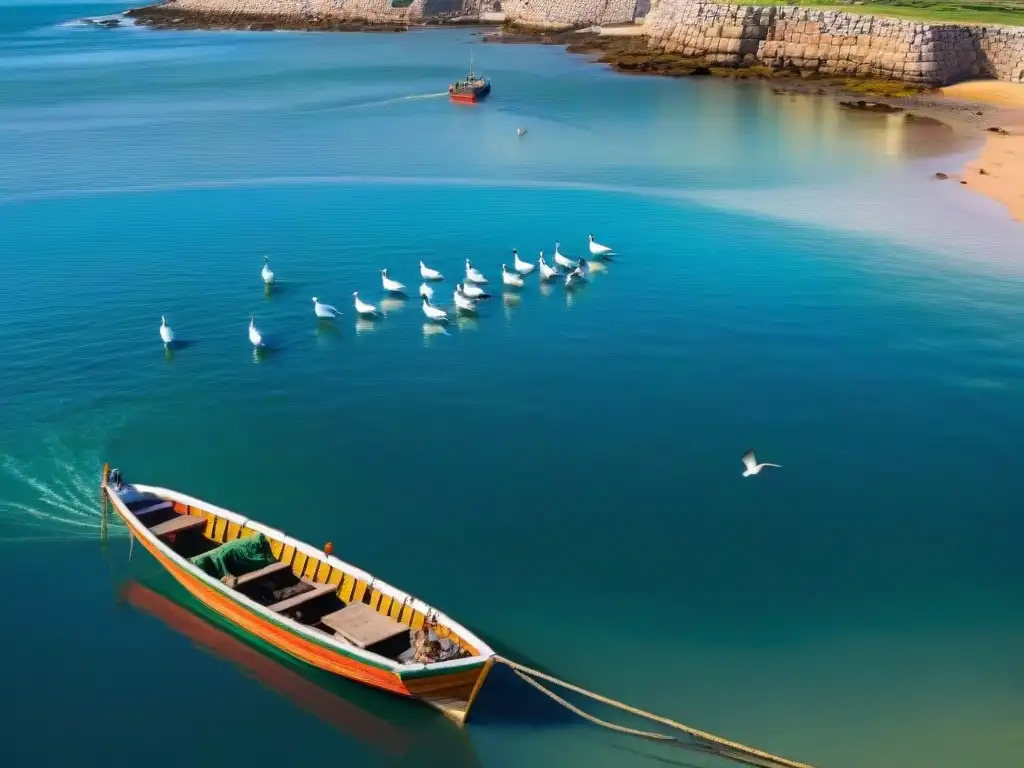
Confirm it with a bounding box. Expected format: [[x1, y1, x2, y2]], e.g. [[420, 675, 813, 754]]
[[449, 81, 490, 104]]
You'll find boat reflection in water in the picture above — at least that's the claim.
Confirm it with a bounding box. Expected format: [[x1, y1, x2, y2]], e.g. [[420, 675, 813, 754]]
[[120, 578, 484, 767]]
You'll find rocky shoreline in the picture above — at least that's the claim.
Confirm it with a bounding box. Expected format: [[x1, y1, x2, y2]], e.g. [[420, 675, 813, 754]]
[[125, 6, 933, 100], [488, 26, 937, 99], [124, 5, 413, 31], [122, 6, 1016, 133]]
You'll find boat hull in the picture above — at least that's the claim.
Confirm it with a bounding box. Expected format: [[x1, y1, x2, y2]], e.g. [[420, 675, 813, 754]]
[[449, 83, 490, 104], [104, 482, 493, 723]]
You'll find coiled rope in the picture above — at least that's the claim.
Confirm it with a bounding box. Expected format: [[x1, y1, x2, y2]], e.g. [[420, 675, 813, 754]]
[[492, 656, 814, 768]]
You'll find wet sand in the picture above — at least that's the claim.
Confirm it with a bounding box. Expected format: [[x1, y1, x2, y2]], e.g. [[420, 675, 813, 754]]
[[941, 81, 1024, 223]]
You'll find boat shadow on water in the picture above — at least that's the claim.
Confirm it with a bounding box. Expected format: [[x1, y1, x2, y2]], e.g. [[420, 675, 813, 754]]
[[458, 632, 578, 729], [119, 575, 486, 767]]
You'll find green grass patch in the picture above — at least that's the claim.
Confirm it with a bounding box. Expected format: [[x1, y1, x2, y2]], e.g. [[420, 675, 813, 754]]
[[742, 0, 1024, 26], [840, 77, 933, 96]]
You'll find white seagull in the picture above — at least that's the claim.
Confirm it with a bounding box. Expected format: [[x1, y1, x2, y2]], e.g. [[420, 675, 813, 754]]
[[454, 289, 477, 313], [419, 283, 434, 301], [588, 234, 613, 257], [248, 315, 264, 348], [538, 253, 558, 281], [517, 127, 527, 137], [458, 282, 490, 300], [159, 316, 174, 347], [513, 249, 535, 275], [420, 261, 444, 281], [741, 449, 781, 477], [381, 269, 405, 293], [352, 292, 377, 316], [421, 297, 448, 323], [312, 297, 339, 319], [465, 260, 488, 284], [565, 264, 585, 288], [553, 242, 574, 270], [261, 256, 275, 285], [501, 264, 524, 288]]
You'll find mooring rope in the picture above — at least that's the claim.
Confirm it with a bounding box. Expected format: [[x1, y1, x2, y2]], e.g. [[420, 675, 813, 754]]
[[492, 656, 814, 768]]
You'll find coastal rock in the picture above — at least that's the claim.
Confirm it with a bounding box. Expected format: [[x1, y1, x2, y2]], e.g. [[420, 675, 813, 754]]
[[83, 16, 121, 26], [838, 99, 902, 113], [905, 112, 945, 125]]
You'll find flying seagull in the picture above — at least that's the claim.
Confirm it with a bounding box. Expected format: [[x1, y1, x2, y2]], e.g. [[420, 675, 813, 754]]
[[741, 449, 780, 477]]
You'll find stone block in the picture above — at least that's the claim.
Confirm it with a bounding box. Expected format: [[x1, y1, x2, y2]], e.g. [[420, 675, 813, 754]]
[[740, 38, 760, 55], [638, 0, 1024, 83]]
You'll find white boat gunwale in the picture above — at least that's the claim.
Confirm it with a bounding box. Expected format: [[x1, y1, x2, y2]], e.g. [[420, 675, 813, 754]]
[[109, 482, 494, 674]]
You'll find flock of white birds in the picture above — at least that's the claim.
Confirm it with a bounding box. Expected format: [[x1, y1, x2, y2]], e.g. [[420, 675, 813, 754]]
[[159, 234, 615, 351], [156, 232, 780, 477]]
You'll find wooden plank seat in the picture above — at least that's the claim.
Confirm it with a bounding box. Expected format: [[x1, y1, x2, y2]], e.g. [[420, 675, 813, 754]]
[[126, 495, 167, 513], [150, 514, 208, 539], [320, 601, 407, 650], [134, 500, 173, 518], [268, 582, 338, 614], [233, 560, 292, 588], [133, 501, 176, 526]]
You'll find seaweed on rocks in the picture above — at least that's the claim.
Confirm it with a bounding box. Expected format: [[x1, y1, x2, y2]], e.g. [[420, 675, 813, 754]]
[[125, 5, 410, 32]]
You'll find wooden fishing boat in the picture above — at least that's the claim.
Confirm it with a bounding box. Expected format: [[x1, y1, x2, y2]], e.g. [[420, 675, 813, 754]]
[[102, 465, 495, 724], [448, 53, 490, 104], [449, 72, 490, 104]]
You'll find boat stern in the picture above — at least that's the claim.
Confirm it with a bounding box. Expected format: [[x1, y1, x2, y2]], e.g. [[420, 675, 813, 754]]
[[448, 78, 490, 104]]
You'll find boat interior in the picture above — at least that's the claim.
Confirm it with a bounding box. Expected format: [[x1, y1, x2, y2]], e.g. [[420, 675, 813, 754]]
[[114, 485, 476, 665]]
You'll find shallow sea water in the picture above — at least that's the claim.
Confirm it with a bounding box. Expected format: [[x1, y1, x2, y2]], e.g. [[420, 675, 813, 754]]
[[1, 5, 1022, 767]]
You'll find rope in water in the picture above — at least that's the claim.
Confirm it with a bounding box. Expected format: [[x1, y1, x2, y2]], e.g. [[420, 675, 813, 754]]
[[492, 656, 814, 768]]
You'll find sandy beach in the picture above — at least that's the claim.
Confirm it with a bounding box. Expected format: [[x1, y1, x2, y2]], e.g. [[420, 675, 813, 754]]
[[942, 81, 1024, 223]]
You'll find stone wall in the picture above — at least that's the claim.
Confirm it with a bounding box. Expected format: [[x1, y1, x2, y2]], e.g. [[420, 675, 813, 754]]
[[644, 1, 1024, 85], [154, 0, 640, 26], [498, 0, 638, 28], [157, 0, 473, 24]]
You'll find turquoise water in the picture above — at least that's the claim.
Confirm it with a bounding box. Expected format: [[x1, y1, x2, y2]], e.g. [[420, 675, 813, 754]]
[[2, 5, 1023, 767]]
